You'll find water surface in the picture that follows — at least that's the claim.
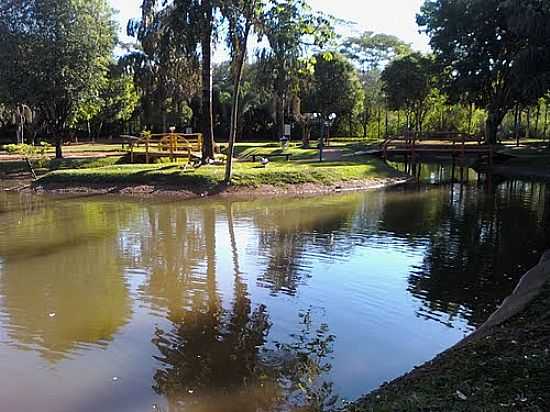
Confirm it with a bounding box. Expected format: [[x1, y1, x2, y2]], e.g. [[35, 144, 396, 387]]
[[0, 178, 549, 411]]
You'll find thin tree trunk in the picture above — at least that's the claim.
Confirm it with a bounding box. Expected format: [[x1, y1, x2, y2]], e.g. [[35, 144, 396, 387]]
[[525, 108, 531, 139], [384, 108, 388, 138], [397, 111, 401, 136], [224, 9, 253, 184], [276, 94, 285, 139], [200, 0, 215, 162], [534, 103, 541, 138], [224, 55, 246, 184], [544, 103, 549, 141], [514, 104, 520, 147], [468, 103, 474, 135], [377, 108, 381, 139]]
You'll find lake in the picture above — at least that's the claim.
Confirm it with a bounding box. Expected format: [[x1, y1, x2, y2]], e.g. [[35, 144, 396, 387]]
[[1, 174, 549, 411]]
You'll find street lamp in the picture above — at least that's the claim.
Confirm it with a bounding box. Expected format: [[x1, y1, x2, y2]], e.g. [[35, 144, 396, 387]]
[[319, 113, 337, 162]]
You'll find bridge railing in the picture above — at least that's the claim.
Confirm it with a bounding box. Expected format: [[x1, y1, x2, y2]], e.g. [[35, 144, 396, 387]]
[[382, 131, 493, 165]]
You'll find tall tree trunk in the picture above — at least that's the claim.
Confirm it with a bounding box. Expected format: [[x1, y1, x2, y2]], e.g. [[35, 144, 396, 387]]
[[486, 108, 505, 145], [397, 110, 401, 136], [514, 104, 520, 147], [303, 123, 311, 147], [200, 0, 215, 162], [384, 108, 388, 138], [224, 50, 247, 184], [468, 103, 474, 135], [225, 9, 253, 184], [276, 94, 285, 139], [526, 108, 531, 140], [377, 108, 381, 139], [534, 103, 541, 138], [544, 103, 549, 141], [55, 137, 63, 159]]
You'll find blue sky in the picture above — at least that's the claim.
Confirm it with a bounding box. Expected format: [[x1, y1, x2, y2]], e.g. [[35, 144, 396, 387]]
[[110, 0, 430, 56]]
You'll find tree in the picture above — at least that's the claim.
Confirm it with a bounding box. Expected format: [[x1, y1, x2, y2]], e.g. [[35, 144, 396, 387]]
[[341, 32, 412, 139], [259, 0, 334, 139], [222, 0, 265, 183], [127, 0, 200, 134], [418, 0, 550, 144], [71, 67, 139, 140], [341, 31, 411, 72], [302, 53, 364, 133], [381, 53, 435, 136], [0, 0, 117, 158], [129, 0, 216, 161], [198, 0, 217, 161]]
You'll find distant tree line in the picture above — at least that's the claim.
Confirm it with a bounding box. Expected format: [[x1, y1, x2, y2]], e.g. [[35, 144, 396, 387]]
[[1, 0, 549, 159]]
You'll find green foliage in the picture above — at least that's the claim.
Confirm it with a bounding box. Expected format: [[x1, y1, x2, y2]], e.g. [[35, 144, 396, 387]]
[[124, 0, 202, 132], [382, 53, 436, 132], [418, 0, 550, 143], [3, 142, 51, 157], [258, 0, 335, 135], [341, 31, 412, 71], [0, 0, 117, 142], [71, 68, 139, 137], [303, 53, 365, 120]]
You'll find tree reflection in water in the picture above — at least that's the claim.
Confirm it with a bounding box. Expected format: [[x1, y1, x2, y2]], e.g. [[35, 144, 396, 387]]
[[151, 203, 337, 412], [406, 180, 550, 327], [0, 200, 133, 362]]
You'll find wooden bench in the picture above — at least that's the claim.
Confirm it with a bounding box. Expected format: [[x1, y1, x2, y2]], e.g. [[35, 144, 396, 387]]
[[251, 153, 291, 162]]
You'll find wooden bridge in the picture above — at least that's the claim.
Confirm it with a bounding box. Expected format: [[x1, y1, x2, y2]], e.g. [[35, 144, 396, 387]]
[[379, 132, 496, 167], [122, 132, 203, 164]]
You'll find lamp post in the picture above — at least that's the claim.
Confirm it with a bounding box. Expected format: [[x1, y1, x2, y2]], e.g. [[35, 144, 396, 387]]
[[320, 113, 336, 162]]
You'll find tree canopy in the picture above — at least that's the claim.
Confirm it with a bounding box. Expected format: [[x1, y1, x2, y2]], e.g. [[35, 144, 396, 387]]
[[0, 0, 117, 157], [382, 53, 435, 134], [418, 0, 550, 143]]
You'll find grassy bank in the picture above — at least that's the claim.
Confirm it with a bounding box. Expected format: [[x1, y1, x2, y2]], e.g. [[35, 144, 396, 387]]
[[348, 280, 550, 412], [0, 156, 123, 176], [35, 157, 401, 193]]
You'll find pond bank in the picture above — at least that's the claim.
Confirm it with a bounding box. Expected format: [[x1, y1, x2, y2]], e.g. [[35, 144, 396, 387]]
[[24, 157, 410, 199], [29, 176, 410, 200], [347, 252, 550, 412]]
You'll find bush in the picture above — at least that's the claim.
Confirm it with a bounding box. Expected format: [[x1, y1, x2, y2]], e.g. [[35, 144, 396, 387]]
[[3, 142, 51, 157]]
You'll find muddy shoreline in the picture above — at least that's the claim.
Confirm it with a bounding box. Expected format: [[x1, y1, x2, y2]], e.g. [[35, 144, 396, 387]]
[[20, 176, 411, 201]]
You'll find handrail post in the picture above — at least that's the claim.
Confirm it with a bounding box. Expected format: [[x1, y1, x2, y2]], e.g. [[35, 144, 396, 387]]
[[461, 134, 465, 167], [170, 132, 175, 162]]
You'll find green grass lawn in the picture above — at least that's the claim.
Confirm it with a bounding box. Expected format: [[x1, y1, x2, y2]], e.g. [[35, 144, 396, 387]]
[[0, 156, 124, 176], [51, 143, 126, 153], [220, 139, 382, 160], [36, 157, 401, 190]]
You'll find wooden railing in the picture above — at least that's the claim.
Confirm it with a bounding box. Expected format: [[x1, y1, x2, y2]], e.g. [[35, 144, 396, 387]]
[[382, 132, 493, 166], [123, 132, 203, 164]]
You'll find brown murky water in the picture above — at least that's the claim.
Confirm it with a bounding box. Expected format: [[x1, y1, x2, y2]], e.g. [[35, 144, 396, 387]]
[[1, 175, 549, 411]]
